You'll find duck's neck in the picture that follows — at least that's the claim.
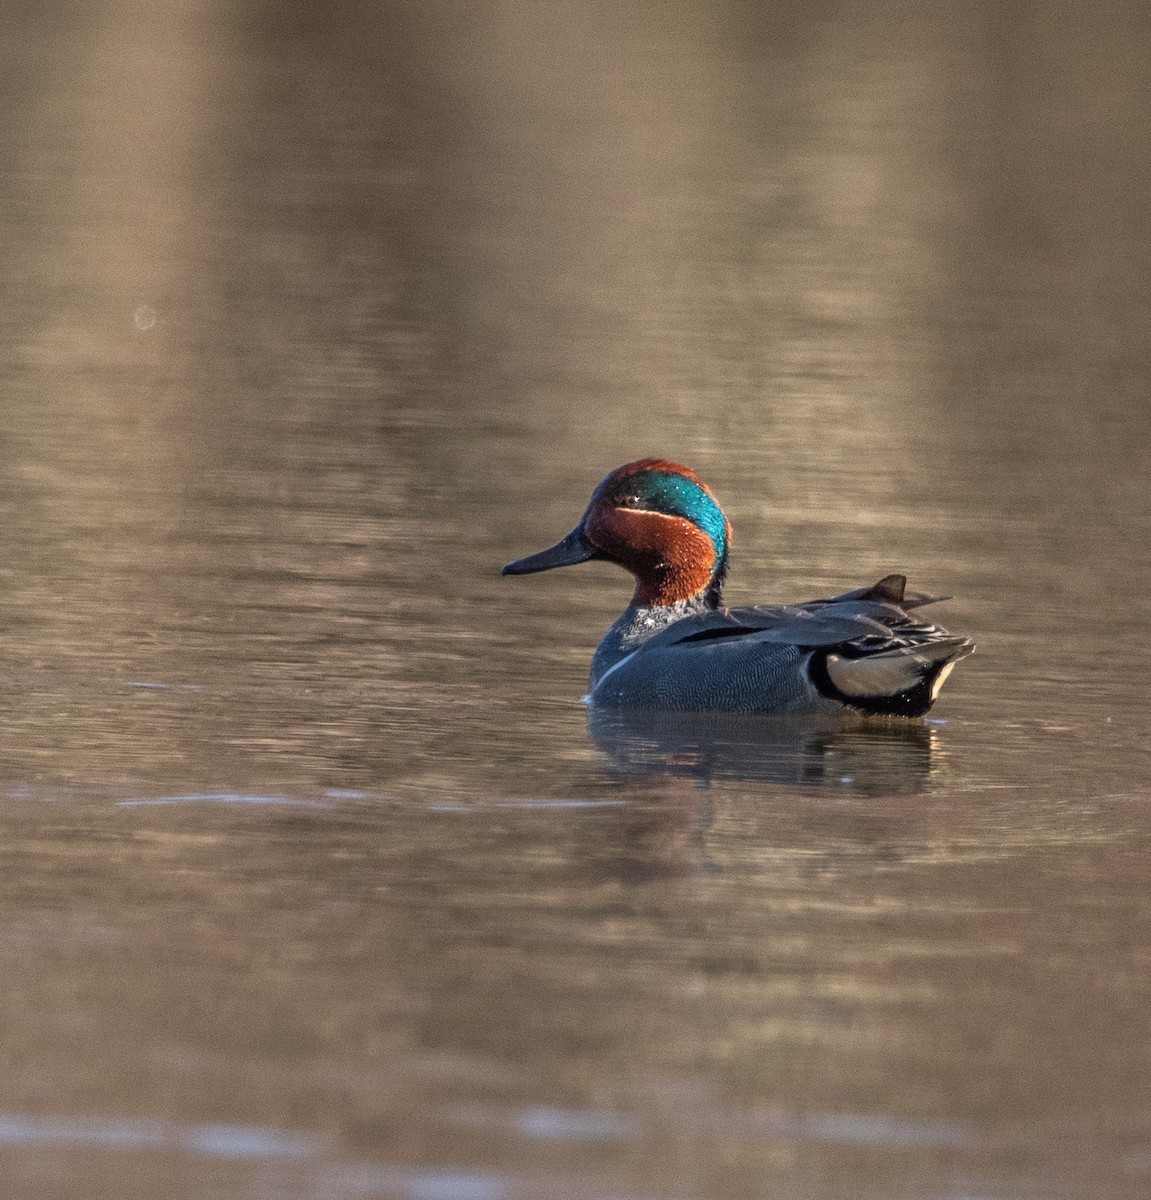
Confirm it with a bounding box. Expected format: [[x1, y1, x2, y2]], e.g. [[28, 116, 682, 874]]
[[632, 572, 722, 607], [629, 546, 727, 608]]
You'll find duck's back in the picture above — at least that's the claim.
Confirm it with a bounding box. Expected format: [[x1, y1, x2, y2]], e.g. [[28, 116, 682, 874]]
[[588, 580, 973, 717]]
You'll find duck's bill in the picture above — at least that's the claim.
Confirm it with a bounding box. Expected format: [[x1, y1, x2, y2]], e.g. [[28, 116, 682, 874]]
[[502, 527, 600, 575]]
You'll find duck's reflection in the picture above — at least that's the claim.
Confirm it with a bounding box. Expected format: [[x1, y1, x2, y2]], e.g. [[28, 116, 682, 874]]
[[588, 707, 939, 795], [578, 711, 943, 884]]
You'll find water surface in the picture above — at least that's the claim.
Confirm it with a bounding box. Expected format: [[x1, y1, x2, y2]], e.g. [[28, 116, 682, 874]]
[[2, 3, 1151, 1198]]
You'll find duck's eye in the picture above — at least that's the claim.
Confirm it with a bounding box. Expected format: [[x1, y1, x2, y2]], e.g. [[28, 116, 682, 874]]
[[616, 493, 642, 508]]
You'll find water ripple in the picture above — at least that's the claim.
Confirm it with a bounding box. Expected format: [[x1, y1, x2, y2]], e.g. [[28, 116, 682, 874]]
[[0, 1113, 327, 1158], [117, 792, 336, 809]]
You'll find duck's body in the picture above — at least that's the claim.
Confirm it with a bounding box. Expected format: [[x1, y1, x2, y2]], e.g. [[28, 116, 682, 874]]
[[503, 459, 973, 718]]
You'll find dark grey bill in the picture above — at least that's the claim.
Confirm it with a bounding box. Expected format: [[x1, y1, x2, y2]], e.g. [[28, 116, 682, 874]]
[[502, 527, 600, 575]]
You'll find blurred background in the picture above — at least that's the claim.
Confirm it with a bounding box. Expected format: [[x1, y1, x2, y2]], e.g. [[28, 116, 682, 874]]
[[1, 2, 1150, 1198]]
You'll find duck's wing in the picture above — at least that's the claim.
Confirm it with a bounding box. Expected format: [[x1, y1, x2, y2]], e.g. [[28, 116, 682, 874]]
[[641, 573, 949, 653], [647, 604, 897, 649]]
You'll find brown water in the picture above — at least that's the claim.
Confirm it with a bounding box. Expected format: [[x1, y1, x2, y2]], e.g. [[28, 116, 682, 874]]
[[2, 2, 1151, 1198]]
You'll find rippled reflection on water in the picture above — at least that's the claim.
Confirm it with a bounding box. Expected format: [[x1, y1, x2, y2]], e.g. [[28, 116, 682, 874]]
[[589, 710, 940, 793], [2, 1, 1151, 1199]]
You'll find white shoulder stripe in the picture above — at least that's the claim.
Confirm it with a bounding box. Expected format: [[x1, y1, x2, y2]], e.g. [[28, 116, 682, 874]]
[[589, 649, 639, 696]]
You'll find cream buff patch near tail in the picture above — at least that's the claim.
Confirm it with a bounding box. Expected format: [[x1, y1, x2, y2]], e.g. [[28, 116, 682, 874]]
[[825, 637, 974, 700]]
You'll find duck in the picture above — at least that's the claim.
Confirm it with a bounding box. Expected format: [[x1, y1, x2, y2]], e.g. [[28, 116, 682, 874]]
[[502, 458, 974, 717]]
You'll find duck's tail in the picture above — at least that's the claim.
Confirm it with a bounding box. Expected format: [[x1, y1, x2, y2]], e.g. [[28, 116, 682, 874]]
[[816, 636, 975, 717]]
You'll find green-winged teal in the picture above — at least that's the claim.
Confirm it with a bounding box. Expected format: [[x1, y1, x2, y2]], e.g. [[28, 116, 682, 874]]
[[502, 459, 974, 716]]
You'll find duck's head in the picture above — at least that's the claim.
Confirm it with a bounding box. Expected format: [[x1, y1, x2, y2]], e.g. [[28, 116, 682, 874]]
[[502, 459, 731, 608]]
